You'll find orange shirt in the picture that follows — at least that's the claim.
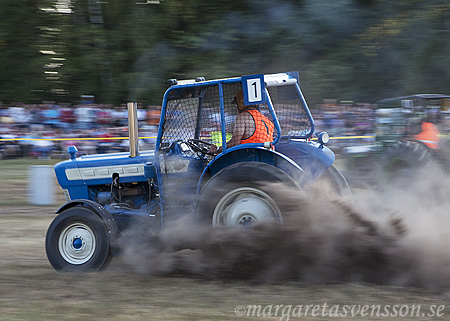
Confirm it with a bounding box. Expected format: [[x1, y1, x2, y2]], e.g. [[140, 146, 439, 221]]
[[240, 109, 274, 144], [414, 122, 440, 149]]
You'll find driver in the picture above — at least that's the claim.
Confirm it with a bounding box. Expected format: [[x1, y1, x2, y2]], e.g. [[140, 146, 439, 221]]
[[209, 89, 274, 154]]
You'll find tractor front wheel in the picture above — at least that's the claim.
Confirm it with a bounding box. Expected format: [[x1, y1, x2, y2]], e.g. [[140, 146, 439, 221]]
[[46, 207, 112, 272]]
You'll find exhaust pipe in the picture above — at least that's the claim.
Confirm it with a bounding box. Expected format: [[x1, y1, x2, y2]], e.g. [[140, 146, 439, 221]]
[[127, 102, 139, 158]]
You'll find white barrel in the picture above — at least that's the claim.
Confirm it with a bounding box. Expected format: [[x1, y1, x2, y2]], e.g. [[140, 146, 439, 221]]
[[28, 165, 55, 205]]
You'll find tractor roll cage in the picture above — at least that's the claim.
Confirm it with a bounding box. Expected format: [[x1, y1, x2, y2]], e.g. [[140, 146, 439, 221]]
[[156, 71, 315, 155]]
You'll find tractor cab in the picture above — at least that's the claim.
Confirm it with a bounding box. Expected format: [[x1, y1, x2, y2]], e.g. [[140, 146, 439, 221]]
[[157, 72, 315, 157]]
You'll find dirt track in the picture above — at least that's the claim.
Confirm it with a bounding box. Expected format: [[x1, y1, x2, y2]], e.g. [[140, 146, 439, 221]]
[[1, 159, 450, 320], [0, 204, 449, 320]]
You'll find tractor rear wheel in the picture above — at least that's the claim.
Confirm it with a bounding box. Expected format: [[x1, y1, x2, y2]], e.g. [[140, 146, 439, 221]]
[[316, 164, 352, 198], [380, 141, 435, 186], [197, 162, 302, 227]]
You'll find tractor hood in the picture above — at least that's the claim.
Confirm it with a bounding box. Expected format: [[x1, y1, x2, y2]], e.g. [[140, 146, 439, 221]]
[[54, 150, 155, 198]]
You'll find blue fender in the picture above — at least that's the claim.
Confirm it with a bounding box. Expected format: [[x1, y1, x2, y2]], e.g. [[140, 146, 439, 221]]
[[275, 139, 335, 185], [56, 199, 120, 256], [196, 145, 304, 194]]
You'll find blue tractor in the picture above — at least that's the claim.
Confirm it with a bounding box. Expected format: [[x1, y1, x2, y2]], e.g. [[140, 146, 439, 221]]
[[45, 71, 350, 271]]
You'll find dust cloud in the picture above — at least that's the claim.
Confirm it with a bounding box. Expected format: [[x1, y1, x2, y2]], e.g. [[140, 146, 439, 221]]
[[116, 169, 450, 291]]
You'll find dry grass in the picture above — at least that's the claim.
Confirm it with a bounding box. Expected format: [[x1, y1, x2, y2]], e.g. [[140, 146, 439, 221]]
[[0, 158, 449, 320]]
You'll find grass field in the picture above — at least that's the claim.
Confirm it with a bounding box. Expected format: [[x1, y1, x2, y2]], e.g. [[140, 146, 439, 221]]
[[0, 158, 449, 320]]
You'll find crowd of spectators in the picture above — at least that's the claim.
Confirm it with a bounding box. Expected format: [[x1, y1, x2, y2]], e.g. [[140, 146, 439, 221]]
[[0, 99, 376, 159], [312, 99, 376, 153], [0, 102, 160, 159]]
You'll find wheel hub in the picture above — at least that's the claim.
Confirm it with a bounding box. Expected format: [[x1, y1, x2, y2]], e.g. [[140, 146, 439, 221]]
[[238, 215, 256, 228], [58, 223, 96, 265], [72, 237, 83, 250], [212, 187, 283, 227]]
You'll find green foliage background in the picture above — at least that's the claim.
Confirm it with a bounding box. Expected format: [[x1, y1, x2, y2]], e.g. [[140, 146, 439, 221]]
[[0, 0, 449, 106]]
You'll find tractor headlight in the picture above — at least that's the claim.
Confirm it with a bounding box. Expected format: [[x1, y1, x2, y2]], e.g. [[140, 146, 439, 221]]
[[317, 132, 330, 145]]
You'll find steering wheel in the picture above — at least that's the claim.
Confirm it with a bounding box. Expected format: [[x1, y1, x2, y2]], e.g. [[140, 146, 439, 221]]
[[186, 139, 216, 156]]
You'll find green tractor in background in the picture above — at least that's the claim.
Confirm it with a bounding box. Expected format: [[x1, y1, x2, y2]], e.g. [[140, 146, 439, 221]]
[[341, 94, 450, 187]]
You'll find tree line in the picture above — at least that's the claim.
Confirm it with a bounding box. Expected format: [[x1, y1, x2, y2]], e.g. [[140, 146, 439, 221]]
[[0, 0, 449, 107]]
